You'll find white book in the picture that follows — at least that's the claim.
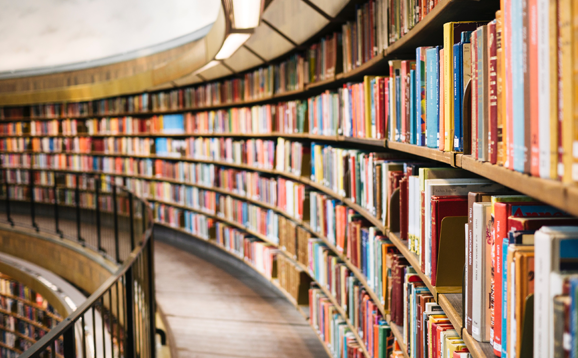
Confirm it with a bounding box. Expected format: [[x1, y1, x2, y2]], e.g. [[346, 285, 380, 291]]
[[408, 175, 415, 250], [534, 226, 578, 358], [423, 179, 503, 276], [464, 222, 469, 331], [537, 0, 551, 178], [472, 202, 492, 342]]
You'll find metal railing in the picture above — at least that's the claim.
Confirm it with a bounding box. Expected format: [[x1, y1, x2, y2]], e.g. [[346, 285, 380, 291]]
[[0, 167, 155, 358]]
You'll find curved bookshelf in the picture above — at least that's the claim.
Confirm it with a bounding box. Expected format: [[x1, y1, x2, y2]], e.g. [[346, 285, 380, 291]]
[[0, 0, 562, 357]]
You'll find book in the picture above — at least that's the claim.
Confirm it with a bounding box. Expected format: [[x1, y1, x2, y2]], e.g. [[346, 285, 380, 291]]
[[534, 226, 578, 357], [426, 47, 440, 148]]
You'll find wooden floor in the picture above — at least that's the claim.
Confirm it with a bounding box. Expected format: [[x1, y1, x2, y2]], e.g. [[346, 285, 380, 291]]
[[154, 239, 328, 358]]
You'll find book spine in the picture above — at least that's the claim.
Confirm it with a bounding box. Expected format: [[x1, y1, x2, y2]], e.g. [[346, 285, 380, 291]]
[[472, 30, 479, 160], [410, 70, 417, 145], [478, 26, 489, 162], [489, 21, 499, 164], [493, 203, 507, 354], [443, 23, 455, 151], [560, 0, 574, 182], [440, 48, 446, 151], [512, 0, 527, 172], [504, 0, 514, 169], [497, 11, 505, 166], [426, 49, 439, 148], [472, 203, 483, 341], [454, 43, 463, 152]]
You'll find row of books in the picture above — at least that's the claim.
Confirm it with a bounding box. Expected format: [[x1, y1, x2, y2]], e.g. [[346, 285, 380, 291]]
[[277, 254, 309, 304], [309, 287, 368, 358], [152, 202, 214, 239], [0, 313, 47, 341], [0, 120, 81, 136], [0, 138, 92, 153], [0, 331, 33, 355], [0, 301, 53, 330], [390, 257, 473, 358]]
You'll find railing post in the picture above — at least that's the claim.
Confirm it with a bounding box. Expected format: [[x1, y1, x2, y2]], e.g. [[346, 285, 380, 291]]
[[54, 173, 63, 238], [141, 202, 146, 241], [147, 236, 156, 358], [113, 184, 120, 263], [95, 176, 104, 253], [125, 267, 136, 358], [62, 323, 75, 358], [129, 192, 135, 251], [76, 174, 84, 245], [29, 169, 39, 232], [4, 168, 13, 227]]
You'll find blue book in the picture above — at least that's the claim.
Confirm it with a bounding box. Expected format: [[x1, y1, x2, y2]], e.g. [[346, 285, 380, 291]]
[[511, 0, 525, 172], [163, 114, 185, 134], [571, 277, 578, 358], [155, 138, 167, 155], [310, 143, 316, 180], [410, 69, 417, 145], [453, 42, 463, 151], [396, 72, 401, 142], [416, 47, 428, 146], [426, 47, 440, 148]]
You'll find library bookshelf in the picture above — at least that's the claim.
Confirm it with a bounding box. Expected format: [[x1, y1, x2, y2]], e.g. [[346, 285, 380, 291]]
[[0, 273, 63, 357], [0, 0, 565, 357]]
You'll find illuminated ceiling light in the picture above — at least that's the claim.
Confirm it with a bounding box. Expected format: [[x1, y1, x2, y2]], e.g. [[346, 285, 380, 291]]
[[193, 60, 221, 75], [232, 0, 262, 29], [215, 33, 251, 60]]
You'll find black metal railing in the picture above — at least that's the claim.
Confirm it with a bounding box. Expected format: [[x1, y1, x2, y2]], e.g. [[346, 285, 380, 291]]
[[0, 166, 155, 358]]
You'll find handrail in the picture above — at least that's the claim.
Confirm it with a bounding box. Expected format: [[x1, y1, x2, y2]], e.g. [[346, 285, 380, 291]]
[[0, 167, 155, 358]]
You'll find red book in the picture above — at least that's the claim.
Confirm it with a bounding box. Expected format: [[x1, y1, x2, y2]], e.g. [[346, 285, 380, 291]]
[[432, 323, 453, 358], [400, 61, 412, 143], [430, 195, 468, 286], [508, 216, 578, 231], [488, 21, 498, 164], [493, 201, 569, 350], [421, 190, 426, 272], [528, 0, 540, 175]]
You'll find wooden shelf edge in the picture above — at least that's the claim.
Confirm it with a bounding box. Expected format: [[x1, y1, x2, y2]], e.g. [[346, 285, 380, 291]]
[[387, 317, 410, 358]]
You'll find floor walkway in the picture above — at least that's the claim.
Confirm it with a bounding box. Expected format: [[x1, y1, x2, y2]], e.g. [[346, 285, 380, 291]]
[[154, 239, 328, 358]]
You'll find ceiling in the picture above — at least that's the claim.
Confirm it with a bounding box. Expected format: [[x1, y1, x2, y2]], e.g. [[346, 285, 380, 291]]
[[0, 0, 220, 76]]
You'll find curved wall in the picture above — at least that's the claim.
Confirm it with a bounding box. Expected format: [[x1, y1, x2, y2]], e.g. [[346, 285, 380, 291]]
[[0, 226, 116, 295]]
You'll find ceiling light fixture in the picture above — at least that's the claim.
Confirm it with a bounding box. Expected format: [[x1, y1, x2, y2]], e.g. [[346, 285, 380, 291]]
[[231, 0, 263, 29], [215, 33, 251, 60]]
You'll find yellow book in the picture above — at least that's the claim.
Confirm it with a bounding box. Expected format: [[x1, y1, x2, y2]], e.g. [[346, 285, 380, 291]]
[[364, 76, 376, 139], [560, 0, 574, 182], [446, 339, 468, 357]]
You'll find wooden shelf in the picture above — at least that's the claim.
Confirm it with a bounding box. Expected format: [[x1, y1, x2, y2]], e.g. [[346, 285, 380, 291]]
[[388, 318, 410, 358], [0, 341, 22, 354], [386, 141, 458, 166], [0, 307, 52, 331], [383, 0, 500, 61], [0, 325, 36, 343], [0, 293, 62, 321]]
